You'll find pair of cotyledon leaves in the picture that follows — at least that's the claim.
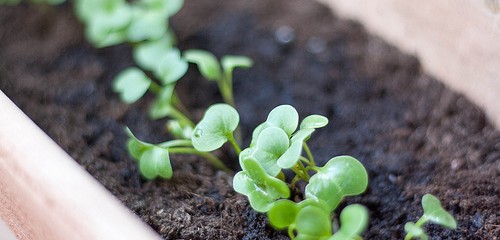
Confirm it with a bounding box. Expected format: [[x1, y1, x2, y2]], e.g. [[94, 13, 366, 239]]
[[75, 0, 183, 47], [404, 194, 457, 240], [126, 128, 173, 179], [183, 49, 253, 82], [269, 199, 368, 240]]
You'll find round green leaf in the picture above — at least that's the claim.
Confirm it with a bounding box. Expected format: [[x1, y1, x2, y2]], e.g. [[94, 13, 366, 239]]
[[139, 146, 172, 179], [245, 127, 289, 176], [296, 205, 332, 239], [133, 35, 174, 71], [154, 48, 188, 85], [300, 115, 329, 129], [422, 194, 457, 229], [268, 200, 299, 230], [127, 8, 167, 42], [266, 105, 299, 136], [331, 204, 369, 240], [305, 156, 368, 211], [277, 128, 315, 169], [192, 104, 239, 152], [113, 67, 151, 103], [184, 49, 222, 81]]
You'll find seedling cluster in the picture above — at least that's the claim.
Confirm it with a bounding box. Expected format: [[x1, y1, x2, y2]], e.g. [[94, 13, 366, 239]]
[[1, 0, 458, 239]]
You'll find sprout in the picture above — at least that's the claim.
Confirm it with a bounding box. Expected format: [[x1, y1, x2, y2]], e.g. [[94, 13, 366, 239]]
[[404, 194, 457, 240], [185, 49, 253, 106]]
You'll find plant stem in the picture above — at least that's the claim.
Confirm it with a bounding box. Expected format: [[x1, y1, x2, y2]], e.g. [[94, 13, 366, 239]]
[[158, 139, 192, 148], [149, 81, 162, 94], [299, 156, 311, 164], [303, 142, 315, 166], [226, 133, 242, 155], [296, 161, 310, 181], [168, 147, 231, 172], [169, 107, 195, 127], [404, 217, 428, 240]]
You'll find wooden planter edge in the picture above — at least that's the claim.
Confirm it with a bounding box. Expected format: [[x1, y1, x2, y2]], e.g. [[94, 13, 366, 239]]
[[319, 0, 500, 130], [0, 91, 161, 240]]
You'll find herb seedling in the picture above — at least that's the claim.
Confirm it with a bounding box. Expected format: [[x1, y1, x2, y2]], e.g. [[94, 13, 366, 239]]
[[404, 194, 457, 240], [192, 104, 370, 239], [184, 49, 253, 107]]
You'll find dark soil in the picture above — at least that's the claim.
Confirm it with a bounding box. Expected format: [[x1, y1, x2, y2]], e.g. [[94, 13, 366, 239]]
[[1, 1, 499, 239]]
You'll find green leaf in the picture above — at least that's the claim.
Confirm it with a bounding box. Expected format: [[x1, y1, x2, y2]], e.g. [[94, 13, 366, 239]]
[[221, 55, 253, 77], [404, 222, 427, 240], [82, 2, 132, 47], [422, 194, 457, 229], [331, 204, 369, 240], [149, 85, 175, 120], [300, 115, 329, 129], [139, 146, 172, 179], [244, 127, 290, 176], [127, 7, 167, 42], [141, 0, 184, 17], [184, 49, 222, 81], [133, 35, 174, 71], [233, 157, 290, 212], [125, 127, 154, 159], [305, 156, 368, 211], [267, 200, 299, 230], [154, 48, 188, 85], [295, 205, 332, 240], [191, 104, 239, 152], [277, 128, 315, 169], [265, 105, 299, 136], [113, 67, 151, 103]]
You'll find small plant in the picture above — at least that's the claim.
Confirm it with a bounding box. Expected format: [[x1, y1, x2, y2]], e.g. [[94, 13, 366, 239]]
[[404, 194, 457, 240], [192, 104, 370, 239], [184, 49, 253, 107]]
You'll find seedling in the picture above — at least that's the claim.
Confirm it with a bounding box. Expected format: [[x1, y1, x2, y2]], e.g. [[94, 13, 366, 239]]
[[191, 104, 370, 239], [126, 127, 230, 179], [184, 49, 253, 107], [404, 194, 457, 240]]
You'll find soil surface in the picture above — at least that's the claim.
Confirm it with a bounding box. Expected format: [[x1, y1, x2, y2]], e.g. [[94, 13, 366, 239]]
[[1, 1, 499, 239]]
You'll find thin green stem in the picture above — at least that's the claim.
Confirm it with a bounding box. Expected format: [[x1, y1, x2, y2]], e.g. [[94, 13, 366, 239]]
[[217, 78, 235, 107], [296, 161, 310, 182], [303, 142, 315, 166], [172, 92, 191, 117], [158, 139, 192, 148], [299, 156, 311, 164], [404, 216, 428, 240], [227, 133, 242, 155], [149, 81, 162, 94], [168, 147, 231, 172], [169, 108, 195, 127]]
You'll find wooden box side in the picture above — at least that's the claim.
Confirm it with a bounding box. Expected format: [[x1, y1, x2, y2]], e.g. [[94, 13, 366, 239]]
[[0, 91, 160, 240], [319, 0, 500, 129]]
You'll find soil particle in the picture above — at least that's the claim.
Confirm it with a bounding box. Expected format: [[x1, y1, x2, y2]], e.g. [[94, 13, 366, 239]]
[[1, 0, 499, 239]]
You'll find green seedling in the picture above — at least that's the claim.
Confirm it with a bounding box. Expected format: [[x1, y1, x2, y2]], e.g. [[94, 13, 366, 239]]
[[184, 49, 253, 107], [74, 0, 183, 47], [126, 127, 230, 179], [404, 194, 457, 240], [190, 104, 368, 239]]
